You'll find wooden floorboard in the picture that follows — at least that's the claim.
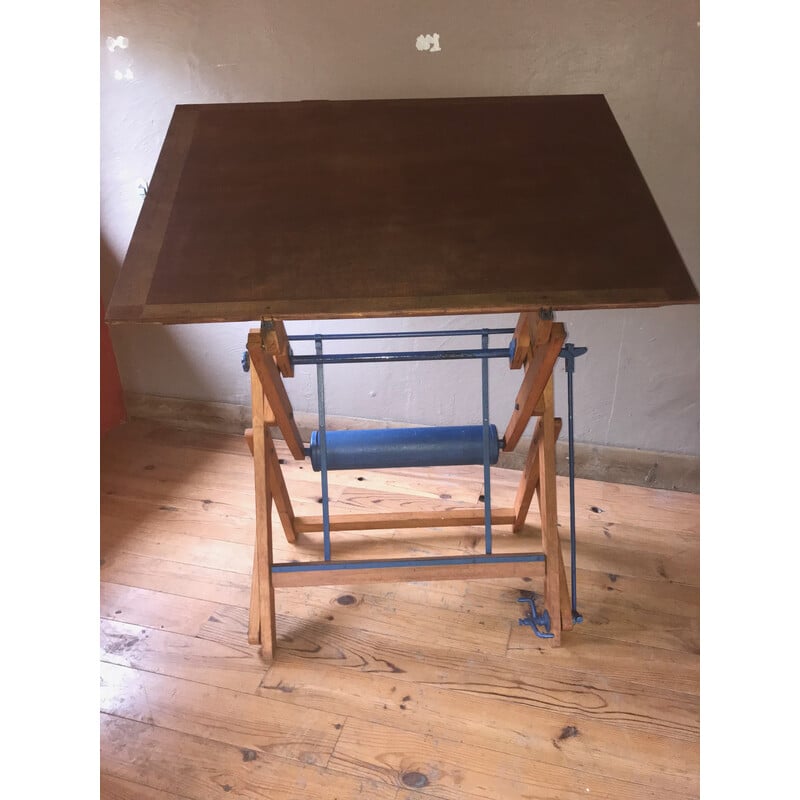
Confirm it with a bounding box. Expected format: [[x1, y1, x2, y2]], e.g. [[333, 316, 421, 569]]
[[100, 773, 193, 800], [100, 421, 699, 799]]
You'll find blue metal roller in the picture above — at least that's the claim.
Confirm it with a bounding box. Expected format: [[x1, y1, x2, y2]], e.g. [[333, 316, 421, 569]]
[[309, 425, 500, 472]]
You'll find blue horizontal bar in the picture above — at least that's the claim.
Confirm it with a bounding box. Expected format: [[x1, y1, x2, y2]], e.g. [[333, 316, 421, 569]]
[[272, 553, 545, 574], [288, 328, 515, 342], [293, 347, 510, 365]]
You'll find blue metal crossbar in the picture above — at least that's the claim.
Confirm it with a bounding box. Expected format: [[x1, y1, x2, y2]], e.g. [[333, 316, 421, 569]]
[[272, 553, 546, 574], [288, 328, 515, 342], [292, 347, 510, 366]]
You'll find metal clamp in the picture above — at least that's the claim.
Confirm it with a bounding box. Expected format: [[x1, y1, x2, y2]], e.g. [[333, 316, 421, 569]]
[[508, 337, 518, 367], [260, 318, 275, 350], [517, 595, 554, 639], [559, 343, 588, 373]]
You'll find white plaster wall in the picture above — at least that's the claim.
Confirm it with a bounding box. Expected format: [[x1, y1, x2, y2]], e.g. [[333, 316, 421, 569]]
[[101, 0, 699, 455]]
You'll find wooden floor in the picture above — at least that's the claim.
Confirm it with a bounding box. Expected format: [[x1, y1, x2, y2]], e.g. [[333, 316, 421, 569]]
[[100, 421, 699, 800]]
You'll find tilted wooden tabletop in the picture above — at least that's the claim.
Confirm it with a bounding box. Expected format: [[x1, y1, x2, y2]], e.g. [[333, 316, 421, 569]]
[[106, 95, 698, 324]]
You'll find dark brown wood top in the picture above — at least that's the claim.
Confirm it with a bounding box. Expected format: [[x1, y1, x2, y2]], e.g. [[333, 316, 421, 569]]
[[107, 95, 698, 324]]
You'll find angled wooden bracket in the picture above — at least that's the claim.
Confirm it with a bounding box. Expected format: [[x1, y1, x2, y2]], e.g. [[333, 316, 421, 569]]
[[509, 309, 554, 370], [261, 318, 294, 378], [247, 329, 305, 460], [503, 320, 566, 452]]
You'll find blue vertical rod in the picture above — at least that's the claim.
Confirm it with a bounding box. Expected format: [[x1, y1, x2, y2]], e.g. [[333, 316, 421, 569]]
[[315, 336, 331, 562], [566, 362, 577, 618], [560, 343, 586, 624], [481, 330, 493, 555]]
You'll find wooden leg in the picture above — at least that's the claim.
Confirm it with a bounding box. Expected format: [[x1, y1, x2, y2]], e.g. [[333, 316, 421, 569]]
[[512, 416, 562, 532], [244, 427, 298, 543], [250, 363, 277, 659], [247, 545, 260, 644], [536, 376, 572, 642], [535, 481, 574, 633]]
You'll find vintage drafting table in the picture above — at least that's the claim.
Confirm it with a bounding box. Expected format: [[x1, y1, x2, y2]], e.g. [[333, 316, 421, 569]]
[[107, 95, 698, 658]]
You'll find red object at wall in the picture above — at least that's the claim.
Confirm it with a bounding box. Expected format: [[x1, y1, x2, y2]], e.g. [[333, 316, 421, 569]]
[[101, 297, 126, 435]]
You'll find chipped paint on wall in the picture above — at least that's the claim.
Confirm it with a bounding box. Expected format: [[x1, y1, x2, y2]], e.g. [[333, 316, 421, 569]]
[[416, 33, 441, 52], [106, 35, 128, 52]]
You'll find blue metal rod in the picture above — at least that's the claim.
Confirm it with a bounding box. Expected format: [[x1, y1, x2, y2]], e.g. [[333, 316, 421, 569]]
[[566, 364, 577, 618], [292, 348, 510, 366], [559, 343, 586, 624], [288, 328, 515, 342], [315, 336, 331, 562], [272, 553, 546, 574], [481, 331, 493, 555]]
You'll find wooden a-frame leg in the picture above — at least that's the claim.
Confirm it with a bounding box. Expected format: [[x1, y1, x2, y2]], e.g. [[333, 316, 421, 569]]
[[244, 427, 298, 543], [248, 359, 277, 659], [536, 476, 574, 633], [512, 416, 563, 533], [507, 310, 573, 640], [537, 375, 573, 641], [247, 545, 261, 644]]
